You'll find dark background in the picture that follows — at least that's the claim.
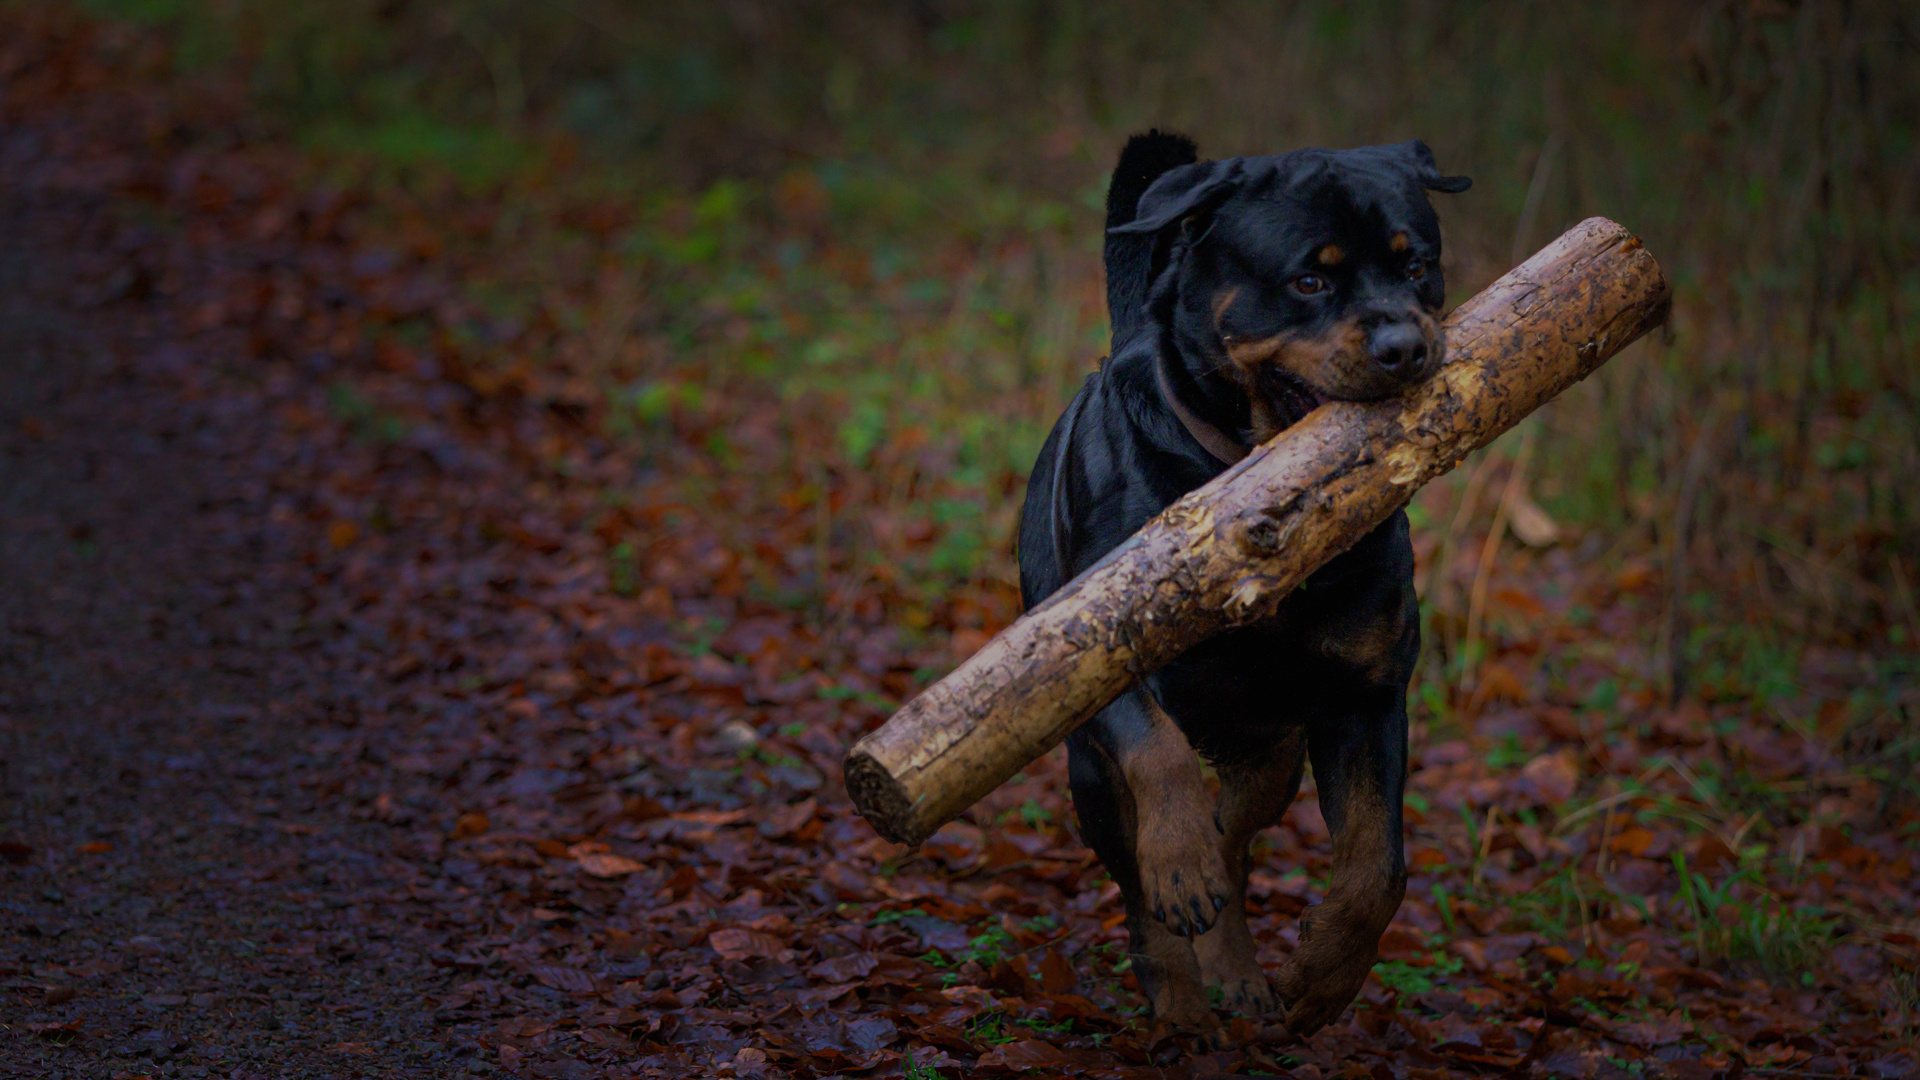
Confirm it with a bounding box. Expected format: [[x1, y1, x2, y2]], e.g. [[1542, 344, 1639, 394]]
[[108, 0, 1918, 658]]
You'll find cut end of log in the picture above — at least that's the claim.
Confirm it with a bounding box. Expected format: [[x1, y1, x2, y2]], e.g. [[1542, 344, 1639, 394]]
[[843, 749, 921, 845]]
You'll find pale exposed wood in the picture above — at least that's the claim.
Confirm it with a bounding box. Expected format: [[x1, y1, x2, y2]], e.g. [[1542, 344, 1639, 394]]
[[845, 217, 1671, 846]]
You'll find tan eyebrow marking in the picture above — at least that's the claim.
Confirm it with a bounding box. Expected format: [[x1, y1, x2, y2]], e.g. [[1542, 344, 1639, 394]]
[[1389, 232, 1411, 252], [1316, 244, 1346, 266]]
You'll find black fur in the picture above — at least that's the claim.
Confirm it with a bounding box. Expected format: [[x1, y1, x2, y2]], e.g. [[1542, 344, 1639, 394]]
[[1104, 129, 1198, 347], [1017, 131, 1470, 1042]]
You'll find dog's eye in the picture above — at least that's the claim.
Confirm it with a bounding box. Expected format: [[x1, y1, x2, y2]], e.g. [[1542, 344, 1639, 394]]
[[1292, 274, 1328, 296], [1404, 256, 1427, 281]]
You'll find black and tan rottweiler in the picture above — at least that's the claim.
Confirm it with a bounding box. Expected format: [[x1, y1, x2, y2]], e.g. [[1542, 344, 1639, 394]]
[[1018, 132, 1470, 1046]]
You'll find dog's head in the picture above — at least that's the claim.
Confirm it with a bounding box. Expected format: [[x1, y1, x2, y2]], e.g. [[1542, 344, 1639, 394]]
[[1113, 141, 1470, 440]]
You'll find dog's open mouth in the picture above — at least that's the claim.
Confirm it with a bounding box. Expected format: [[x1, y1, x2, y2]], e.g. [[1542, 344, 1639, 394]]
[[1262, 369, 1331, 423]]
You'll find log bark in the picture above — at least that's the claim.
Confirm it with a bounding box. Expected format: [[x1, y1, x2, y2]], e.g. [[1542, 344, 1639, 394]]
[[846, 217, 1670, 846]]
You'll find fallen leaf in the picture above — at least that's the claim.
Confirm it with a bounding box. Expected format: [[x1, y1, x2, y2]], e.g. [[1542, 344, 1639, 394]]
[[792, 983, 857, 1012], [900, 914, 971, 953], [1037, 948, 1077, 993], [820, 861, 874, 900], [621, 795, 669, 821], [709, 928, 789, 962], [1509, 489, 1561, 546], [759, 796, 817, 839], [1516, 748, 1580, 805], [575, 852, 647, 878], [1474, 661, 1530, 705], [1608, 826, 1656, 857], [29, 1017, 83, 1040], [1865, 1054, 1915, 1080], [1614, 1011, 1692, 1046], [670, 808, 753, 827], [976, 1039, 1088, 1069], [1376, 926, 1428, 960], [807, 951, 878, 983], [1448, 939, 1489, 970], [528, 964, 595, 994], [498, 1017, 553, 1038], [843, 1015, 898, 1054]]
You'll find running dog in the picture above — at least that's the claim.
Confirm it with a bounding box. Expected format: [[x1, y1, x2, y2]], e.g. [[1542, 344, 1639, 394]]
[[1017, 130, 1470, 1046]]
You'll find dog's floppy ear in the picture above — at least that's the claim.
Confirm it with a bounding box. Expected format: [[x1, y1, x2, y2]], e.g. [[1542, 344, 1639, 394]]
[[1396, 139, 1472, 194], [1106, 158, 1245, 235]]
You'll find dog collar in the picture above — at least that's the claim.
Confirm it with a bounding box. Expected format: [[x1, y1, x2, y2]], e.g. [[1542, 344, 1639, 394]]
[[1154, 352, 1249, 465]]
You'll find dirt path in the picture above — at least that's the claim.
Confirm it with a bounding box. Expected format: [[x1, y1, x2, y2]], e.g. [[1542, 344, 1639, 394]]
[[0, 96, 485, 1078]]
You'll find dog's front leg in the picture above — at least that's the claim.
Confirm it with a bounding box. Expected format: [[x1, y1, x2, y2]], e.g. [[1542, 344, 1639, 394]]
[[1272, 689, 1408, 1035], [1117, 692, 1234, 938], [1067, 691, 1231, 1048]]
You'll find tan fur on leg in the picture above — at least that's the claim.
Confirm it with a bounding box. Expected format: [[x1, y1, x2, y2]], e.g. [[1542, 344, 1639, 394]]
[[1131, 911, 1228, 1052], [1195, 729, 1307, 1014], [1271, 773, 1405, 1034], [1116, 699, 1233, 938]]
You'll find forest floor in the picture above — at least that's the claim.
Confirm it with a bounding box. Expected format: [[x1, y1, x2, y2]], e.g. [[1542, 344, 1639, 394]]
[[2, 10, 1916, 1080]]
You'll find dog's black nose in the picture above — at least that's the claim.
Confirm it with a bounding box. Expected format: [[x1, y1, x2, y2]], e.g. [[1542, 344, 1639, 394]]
[[1368, 322, 1429, 381]]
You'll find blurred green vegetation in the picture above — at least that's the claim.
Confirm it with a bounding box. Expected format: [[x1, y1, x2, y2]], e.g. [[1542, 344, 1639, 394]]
[[76, 0, 1919, 662]]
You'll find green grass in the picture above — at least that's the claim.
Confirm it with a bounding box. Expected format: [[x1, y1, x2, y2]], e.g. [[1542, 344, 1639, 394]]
[[966, 1010, 1015, 1046], [52, 0, 1920, 660], [1504, 866, 1603, 943], [1014, 1016, 1074, 1036], [1373, 952, 1465, 995], [1672, 851, 1842, 980], [303, 112, 534, 190], [868, 907, 928, 926], [959, 925, 1018, 969], [326, 381, 409, 443], [901, 1048, 943, 1080]]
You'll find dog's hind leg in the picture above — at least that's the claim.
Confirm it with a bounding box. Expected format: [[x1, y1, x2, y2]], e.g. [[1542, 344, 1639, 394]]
[[1066, 692, 1229, 1049], [1128, 907, 1225, 1050], [1194, 726, 1307, 1015]]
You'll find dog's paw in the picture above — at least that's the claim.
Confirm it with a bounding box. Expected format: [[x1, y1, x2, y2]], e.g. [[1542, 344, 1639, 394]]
[[1271, 928, 1377, 1035], [1190, 1023, 1231, 1054], [1214, 966, 1281, 1015], [1195, 922, 1280, 1014], [1277, 972, 1369, 1036], [1138, 825, 1232, 937], [1147, 1015, 1230, 1057]]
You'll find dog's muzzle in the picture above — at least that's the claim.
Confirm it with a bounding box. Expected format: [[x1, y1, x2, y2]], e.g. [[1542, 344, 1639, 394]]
[[1367, 320, 1439, 384]]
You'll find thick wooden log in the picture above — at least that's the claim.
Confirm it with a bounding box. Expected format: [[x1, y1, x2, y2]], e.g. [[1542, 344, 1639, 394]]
[[846, 217, 1670, 846]]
